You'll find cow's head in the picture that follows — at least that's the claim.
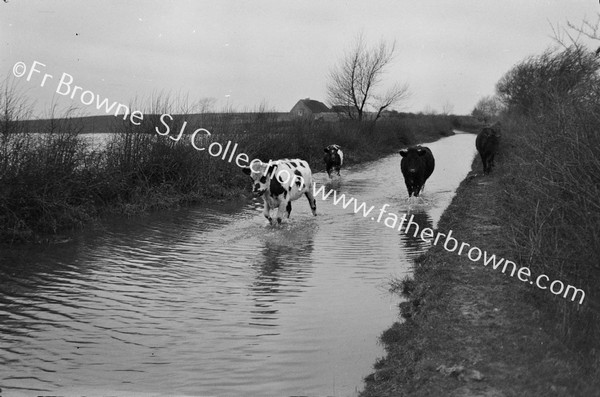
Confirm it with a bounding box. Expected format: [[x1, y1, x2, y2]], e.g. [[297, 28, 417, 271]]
[[399, 147, 427, 174], [324, 144, 341, 161], [324, 144, 340, 154], [242, 160, 277, 196]]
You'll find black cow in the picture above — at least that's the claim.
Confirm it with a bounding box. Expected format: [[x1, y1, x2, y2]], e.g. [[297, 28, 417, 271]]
[[399, 146, 435, 197], [323, 144, 343, 177], [476, 123, 501, 175]]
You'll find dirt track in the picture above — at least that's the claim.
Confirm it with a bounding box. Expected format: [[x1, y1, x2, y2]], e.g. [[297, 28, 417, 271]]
[[361, 157, 600, 397]]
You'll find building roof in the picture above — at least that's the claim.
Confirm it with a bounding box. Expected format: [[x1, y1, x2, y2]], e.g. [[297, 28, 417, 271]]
[[296, 98, 330, 113]]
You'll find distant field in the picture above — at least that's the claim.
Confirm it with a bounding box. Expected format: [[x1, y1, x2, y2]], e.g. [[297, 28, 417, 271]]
[[17, 112, 481, 134]]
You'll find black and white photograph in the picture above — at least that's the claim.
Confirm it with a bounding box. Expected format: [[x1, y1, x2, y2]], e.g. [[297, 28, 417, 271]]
[[1, 1, 599, 396]]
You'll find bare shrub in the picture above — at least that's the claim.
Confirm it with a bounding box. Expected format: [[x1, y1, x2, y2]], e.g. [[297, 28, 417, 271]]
[[497, 43, 600, 359]]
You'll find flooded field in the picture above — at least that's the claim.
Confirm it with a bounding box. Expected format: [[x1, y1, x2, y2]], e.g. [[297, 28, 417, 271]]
[[0, 132, 477, 396]]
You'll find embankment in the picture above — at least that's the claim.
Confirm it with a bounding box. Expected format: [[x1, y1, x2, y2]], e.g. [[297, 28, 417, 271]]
[[361, 155, 600, 397]]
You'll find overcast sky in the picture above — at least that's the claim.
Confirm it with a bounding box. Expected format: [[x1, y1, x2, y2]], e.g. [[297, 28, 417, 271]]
[[1, 0, 599, 119]]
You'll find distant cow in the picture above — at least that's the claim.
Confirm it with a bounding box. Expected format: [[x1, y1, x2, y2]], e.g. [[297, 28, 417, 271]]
[[323, 144, 343, 177], [242, 159, 317, 225], [476, 123, 501, 175], [399, 146, 435, 197]]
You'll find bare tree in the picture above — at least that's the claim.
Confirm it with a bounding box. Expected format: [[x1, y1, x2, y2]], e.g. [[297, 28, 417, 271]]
[[327, 34, 409, 122], [554, 14, 600, 46], [421, 105, 437, 115], [197, 97, 217, 114], [471, 95, 503, 123], [441, 100, 455, 115]]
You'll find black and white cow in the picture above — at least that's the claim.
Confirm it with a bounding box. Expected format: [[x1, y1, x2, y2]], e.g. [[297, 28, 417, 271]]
[[242, 159, 317, 225], [399, 146, 435, 198], [323, 144, 343, 177]]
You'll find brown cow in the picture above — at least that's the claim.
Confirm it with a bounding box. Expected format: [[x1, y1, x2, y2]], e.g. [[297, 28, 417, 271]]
[[476, 123, 501, 175]]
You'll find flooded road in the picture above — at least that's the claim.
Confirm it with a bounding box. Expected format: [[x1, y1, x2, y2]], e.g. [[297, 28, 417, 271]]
[[0, 132, 477, 396]]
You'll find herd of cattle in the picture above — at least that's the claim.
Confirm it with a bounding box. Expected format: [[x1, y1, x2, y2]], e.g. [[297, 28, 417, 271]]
[[242, 124, 501, 225]]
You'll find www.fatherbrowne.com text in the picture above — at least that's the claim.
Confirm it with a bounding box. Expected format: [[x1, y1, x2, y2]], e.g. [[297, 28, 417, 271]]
[[310, 183, 585, 305]]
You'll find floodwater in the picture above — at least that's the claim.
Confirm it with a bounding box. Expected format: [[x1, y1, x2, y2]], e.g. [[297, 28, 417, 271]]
[[80, 132, 112, 150], [0, 132, 477, 396]]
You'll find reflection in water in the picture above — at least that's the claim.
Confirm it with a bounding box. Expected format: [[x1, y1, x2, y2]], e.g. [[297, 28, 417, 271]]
[[253, 230, 314, 293], [400, 210, 434, 257], [0, 132, 476, 396], [250, 222, 316, 327]]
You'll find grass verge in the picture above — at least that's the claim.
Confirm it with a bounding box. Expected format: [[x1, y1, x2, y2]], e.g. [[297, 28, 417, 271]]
[[361, 155, 600, 397]]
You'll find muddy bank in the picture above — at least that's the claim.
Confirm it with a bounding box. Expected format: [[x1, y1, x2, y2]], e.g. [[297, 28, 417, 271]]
[[361, 157, 600, 397]]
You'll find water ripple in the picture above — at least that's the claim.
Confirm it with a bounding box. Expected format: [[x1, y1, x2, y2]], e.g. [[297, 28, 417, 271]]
[[0, 133, 477, 396]]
